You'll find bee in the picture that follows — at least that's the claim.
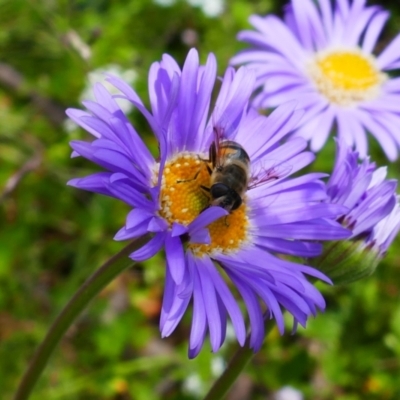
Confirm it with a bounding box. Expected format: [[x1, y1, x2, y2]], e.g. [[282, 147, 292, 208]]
[[201, 138, 250, 211], [201, 125, 290, 212]]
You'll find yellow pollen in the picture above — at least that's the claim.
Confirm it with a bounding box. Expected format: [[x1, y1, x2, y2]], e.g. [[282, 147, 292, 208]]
[[157, 153, 250, 256], [309, 49, 386, 107], [188, 204, 249, 257]]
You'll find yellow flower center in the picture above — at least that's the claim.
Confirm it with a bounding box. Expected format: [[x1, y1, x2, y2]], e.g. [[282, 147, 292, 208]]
[[157, 153, 250, 256], [308, 49, 386, 107]]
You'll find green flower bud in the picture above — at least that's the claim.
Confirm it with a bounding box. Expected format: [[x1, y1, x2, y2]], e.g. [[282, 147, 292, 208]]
[[309, 240, 381, 285]]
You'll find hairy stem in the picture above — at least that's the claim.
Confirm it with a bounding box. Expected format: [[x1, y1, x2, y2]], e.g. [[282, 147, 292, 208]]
[[14, 236, 149, 400], [203, 322, 274, 400]]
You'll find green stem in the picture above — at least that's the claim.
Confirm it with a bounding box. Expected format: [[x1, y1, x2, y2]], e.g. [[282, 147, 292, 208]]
[[14, 236, 149, 400], [203, 323, 274, 400], [203, 339, 254, 400]]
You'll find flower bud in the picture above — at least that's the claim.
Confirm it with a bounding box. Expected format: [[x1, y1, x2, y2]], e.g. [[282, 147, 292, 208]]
[[310, 239, 380, 285], [311, 140, 400, 284]]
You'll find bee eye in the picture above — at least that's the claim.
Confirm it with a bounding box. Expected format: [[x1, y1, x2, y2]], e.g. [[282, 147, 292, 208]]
[[211, 183, 229, 198]]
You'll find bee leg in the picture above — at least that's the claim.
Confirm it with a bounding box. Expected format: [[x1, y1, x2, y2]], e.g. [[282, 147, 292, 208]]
[[224, 216, 230, 227], [176, 169, 200, 183], [199, 186, 211, 204], [209, 142, 217, 167], [196, 155, 213, 175], [200, 185, 210, 192]]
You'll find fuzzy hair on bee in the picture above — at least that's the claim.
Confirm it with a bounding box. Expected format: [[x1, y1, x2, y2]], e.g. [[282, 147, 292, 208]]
[[200, 125, 291, 212]]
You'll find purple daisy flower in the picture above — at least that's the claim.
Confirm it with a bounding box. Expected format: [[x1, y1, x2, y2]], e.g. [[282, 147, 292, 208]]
[[327, 139, 397, 237], [315, 139, 399, 282], [68, 49, 349, 357], [231, 0, 400, 160], [368, 198, 400, 258]]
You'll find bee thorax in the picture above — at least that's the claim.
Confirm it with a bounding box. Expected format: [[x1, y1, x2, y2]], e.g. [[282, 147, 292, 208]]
[[211, 163, 249, 197]]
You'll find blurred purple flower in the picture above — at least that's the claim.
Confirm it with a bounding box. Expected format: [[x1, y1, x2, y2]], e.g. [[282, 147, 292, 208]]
[[327, 139, 399, 255], [232, 0, 400, 160], [312, 139, 400, 284], [368, 199, 400, 258], [67, 49, 349, 357]]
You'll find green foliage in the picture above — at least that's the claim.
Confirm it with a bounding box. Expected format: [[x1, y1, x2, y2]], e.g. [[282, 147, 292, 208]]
[[1, 0, 400, 399]]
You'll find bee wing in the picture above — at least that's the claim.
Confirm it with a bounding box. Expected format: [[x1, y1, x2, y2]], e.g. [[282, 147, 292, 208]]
[[248, 160, 292, 190], [211, 111, 226, 167]]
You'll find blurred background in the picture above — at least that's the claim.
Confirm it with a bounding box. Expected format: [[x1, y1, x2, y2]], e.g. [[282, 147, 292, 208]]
[[1, 0, 400, 399]]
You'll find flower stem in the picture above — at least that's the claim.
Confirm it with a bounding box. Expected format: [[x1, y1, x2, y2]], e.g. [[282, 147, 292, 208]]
[[14, 236, 150, 400], [203, 323, 274, 400], [203, 339, 254, 400]]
